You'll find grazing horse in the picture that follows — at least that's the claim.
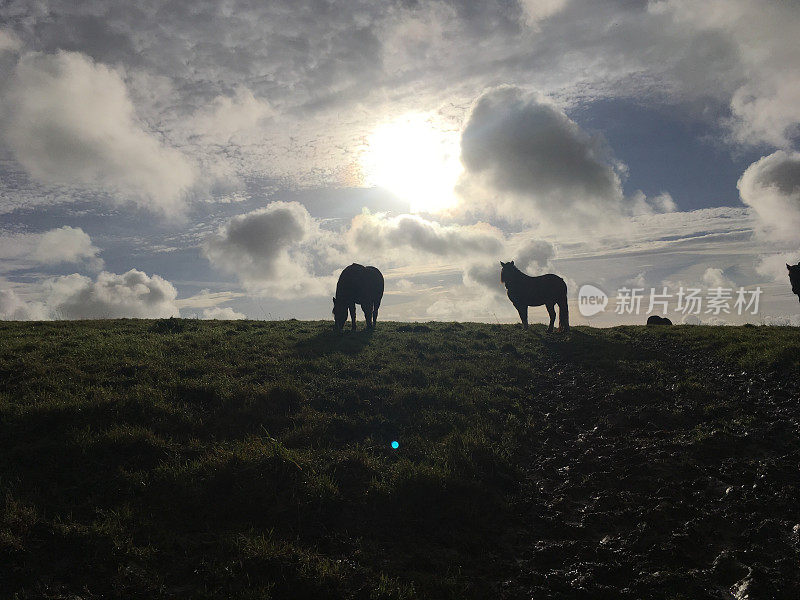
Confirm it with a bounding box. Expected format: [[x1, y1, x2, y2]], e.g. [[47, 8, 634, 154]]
[[333, 263, 384, 332], [500, 261, 569, 333], [788, 263, 800, 303], [647, 315, 673, 326]]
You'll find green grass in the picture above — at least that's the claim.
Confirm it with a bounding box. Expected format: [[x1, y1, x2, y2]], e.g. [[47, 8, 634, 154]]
[[1, 320, 799, 599]]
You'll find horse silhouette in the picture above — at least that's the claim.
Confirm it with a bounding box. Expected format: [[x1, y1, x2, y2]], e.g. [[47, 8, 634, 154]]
[[788, 263, 800, 303], [647, 315, 672, 325], [500, 261, 569, 333], [333, 263, 384, 332]]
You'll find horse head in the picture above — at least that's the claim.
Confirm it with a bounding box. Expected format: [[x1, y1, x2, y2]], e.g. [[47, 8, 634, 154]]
[[332, 296, 348, 332], [500, 260, 515, 284]]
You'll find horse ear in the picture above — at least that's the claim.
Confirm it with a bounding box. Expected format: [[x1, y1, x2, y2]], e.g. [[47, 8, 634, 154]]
[[788, 264, 792, 271], [509, 260, 514, 265], [499, 261, 505, 267]]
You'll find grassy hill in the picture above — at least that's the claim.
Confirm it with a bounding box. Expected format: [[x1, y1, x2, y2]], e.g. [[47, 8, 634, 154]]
[[1, 320, 799, 599]]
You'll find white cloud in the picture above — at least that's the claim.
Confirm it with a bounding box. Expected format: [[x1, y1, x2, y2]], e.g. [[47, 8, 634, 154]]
[[738, 151, 800, 242], [46, 270, 179, 319], [203, 201, 335, 298], [755, 251, 800, 283], [652, 0, 800, 148], [202, 306, 246, 320], [0, 226, 102, 269], [702, 267, 735, 289], [1, 269, 179, 320], [347, 212, 504, 260], [519, 0, 568, 27], [190, 88, 274, 143], [0, 29, 21, 53], [0, 289, 49, 320], [1, 51, 196, 215]]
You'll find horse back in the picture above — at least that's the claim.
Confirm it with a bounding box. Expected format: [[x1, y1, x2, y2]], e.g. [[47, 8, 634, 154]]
[[336, 263, 384, 305], [508, 272, 566, 306]]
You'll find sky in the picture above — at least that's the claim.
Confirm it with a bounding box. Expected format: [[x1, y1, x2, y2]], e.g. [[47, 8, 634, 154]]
[[1, 0, 799, 326]]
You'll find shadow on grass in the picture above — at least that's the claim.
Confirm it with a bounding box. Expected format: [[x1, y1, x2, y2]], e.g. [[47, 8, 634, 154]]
[[294, 326, 375, 356], [541, 327, 660, 369]]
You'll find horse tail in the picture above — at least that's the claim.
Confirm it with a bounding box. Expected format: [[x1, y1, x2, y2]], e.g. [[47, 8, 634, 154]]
[[557, 294, 569, 331]]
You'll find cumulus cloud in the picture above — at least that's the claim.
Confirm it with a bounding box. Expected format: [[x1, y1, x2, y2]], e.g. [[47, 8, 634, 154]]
[[457, 87, 672, 231], [203, 201, 334, 298], [702, 267, 736, 289], [515, 239, 555, 273], [202, 306, 246, 320], [653, 0, 800, 148], [1, 269, 179, 320], [46, 270, 179, 319], [348, 212, 504, 259], [0, 226, 102, 269], [1, 51, 196, 215], [0, 289, 49, 320], [755, 251, 800, 283], [738, 151, 800, 241]]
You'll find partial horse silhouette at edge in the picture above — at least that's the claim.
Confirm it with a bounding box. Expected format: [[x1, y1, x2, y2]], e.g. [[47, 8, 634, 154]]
[[788, 263, 800, 303], [500, 261, 569, 333]]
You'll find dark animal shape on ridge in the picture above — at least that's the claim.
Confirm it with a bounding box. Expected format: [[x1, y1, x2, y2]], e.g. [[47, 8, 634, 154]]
[[500, 261, 569, 333], [647, 315, 673, 326], [787, 263, 800, 303], [333, 263, 384, 332]]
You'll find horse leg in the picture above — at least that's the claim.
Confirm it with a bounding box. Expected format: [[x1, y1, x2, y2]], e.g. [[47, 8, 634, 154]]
[[546, 304, 556, 333], [372, 300, 380, 329], [361, 303, 372, 328], [515, 304, 528, 330], [557, 296, 569, 333], [349, 303, 357, 330]]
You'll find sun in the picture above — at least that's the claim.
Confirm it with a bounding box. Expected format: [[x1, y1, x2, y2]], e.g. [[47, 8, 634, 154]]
[[361, 113, 463, 213]]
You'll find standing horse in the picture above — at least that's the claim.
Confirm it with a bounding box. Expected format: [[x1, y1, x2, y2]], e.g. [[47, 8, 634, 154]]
[[788, 263, 800, 303], [500, 261, 569, 333], [333, 263, 384, 332]]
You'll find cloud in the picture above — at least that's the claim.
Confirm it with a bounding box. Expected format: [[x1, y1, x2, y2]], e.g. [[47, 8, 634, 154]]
[[0, 289, 49, 320], [0, 29, 21, 53], [348, 212, 504, 259], [653, 0, 800, 148], [515, 239, 555, 273], [738, 151, 800, 242], [202, 306, 246, 320], [0, 226, 102, 269], [190, 88, 274, 143], [702, 267, 736, 289], [46, 270, 179, 319], [1, 269, 180, 320], [1, 51, 196, 215], [203, 201, 334, 297], [755, 251, 800, 283], [519, 0, 568, 27], [457, 87, 671, 230]]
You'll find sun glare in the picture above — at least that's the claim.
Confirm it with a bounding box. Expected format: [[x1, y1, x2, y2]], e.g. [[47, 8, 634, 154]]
[[361, 114, 463, 213]]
